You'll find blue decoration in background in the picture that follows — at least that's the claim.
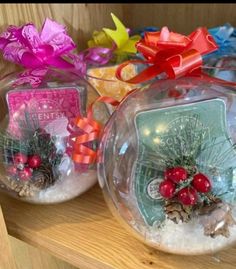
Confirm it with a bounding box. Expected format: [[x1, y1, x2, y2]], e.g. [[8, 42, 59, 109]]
[[205, 23, 236, 59], [203, 23, 236, 82]]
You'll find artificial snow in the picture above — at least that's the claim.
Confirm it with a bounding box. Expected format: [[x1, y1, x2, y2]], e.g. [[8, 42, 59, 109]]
[[24, 169, 97, 204], [135, 214, 236, 255]]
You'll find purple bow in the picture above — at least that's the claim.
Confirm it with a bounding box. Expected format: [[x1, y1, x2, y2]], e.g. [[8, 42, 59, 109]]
[[0, 18, 113, 87], [69, 47, 113, 76]]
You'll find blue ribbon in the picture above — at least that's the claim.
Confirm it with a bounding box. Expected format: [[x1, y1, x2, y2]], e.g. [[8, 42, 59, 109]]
[[204, 23, 236, 59]]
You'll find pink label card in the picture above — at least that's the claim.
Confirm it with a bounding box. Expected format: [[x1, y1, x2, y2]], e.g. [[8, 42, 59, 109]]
[[6, 86, 85, 138]]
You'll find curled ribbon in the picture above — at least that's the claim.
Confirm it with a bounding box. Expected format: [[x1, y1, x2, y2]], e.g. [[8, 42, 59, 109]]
[[116, 26, 218, 84], [67, 115, 101, 164], [0, 18, 113, 87], [67, 96, 120, 164], [68, 47, 113, 77]]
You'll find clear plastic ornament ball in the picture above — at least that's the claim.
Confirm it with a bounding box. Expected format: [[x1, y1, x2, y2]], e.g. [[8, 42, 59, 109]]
[[0, 69, 109, 204], [98, 76, 236, 255]]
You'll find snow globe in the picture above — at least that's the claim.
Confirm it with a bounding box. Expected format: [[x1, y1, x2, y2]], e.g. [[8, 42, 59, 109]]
[[0, 69, 109, 204], [98, 76, 236, 255], [0, 18, 109, 204]]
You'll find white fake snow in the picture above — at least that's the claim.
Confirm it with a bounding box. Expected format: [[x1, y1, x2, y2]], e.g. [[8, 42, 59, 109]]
[[24, 169, 97, 204], [133, 212, 236, 255]]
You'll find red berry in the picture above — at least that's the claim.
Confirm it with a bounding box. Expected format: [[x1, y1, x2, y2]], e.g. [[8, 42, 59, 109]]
[[6, 165, 18, 176], [177, 187, 198, 206], [165, 166, 188, 183], [159, 180, 176, 199], [164, 168, 173, 180], [19, 167, 32, 181], [13, 153, 28, 164], [192, 173, 211, 193], [28, 155, 42, 169]]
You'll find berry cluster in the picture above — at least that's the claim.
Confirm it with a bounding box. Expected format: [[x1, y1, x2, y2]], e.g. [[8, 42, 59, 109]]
[[159, 166, 211, 206], [7, 152, 42, 181]]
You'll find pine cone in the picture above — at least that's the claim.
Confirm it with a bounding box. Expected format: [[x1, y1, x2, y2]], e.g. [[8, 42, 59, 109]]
[[32, 171, 47, 189], [33, 163, 58, 189], [198, 200, 236, 238], [164, 199, 193, 224]]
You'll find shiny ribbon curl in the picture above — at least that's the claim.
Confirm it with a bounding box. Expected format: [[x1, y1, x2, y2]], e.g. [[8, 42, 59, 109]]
[[0, 18, 113, 87], [67, 96, 120, 164], [116, 26, 218, 84]]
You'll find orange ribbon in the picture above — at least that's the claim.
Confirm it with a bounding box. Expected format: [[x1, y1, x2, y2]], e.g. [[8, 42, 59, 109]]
[[68, 96, 120, 164], [116, 26, 218, 83]]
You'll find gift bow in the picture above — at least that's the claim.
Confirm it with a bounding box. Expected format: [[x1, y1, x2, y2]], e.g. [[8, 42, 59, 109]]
[[116, 26, 218, 84], [88, 13, 141, 57], [0, 18, 113, 87], [0, 18, 76, 69]]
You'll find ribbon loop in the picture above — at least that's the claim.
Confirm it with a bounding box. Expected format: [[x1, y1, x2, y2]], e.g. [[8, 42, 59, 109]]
[[67, 116, 101, 165], [166, 49, 202, 78], [67, 96, 121, 165]]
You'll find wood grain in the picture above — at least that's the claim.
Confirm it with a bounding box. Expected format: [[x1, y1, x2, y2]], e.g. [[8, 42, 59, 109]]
[[0, 185, 236, 269], [0, 206, 16, 269], [9, 236, 77, 269], [123, 4, 236, 34]]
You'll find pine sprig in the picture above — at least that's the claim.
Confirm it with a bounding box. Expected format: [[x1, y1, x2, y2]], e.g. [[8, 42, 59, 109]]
[[0, 108, 63, 194], [141, 115, 206, 173], [141, 114, 236, 177]]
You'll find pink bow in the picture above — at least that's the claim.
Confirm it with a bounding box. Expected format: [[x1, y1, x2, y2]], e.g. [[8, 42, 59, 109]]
[[0, 19, 114, 88], [0, 18, 75, 69]]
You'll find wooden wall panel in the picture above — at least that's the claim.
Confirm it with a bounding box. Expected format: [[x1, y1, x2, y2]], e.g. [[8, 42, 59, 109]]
[[123, 4, 236, 34]]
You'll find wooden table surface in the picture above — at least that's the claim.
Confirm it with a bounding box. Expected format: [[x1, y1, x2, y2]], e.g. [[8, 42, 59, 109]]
[[0, 184, 236, 269]]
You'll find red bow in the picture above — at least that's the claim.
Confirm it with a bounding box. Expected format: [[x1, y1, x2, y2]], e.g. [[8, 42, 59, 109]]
[[116, 27, 218, 83]]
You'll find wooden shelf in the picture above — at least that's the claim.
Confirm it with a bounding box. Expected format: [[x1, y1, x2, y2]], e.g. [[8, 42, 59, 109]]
[[0, 185, 236, 269]]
